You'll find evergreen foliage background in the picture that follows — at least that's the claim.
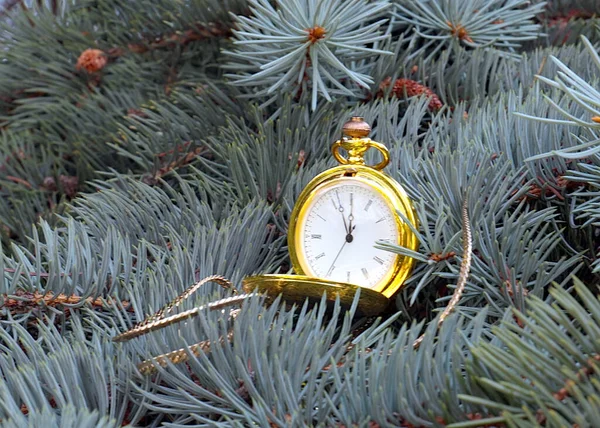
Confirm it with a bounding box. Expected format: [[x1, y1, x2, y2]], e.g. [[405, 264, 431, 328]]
[[1, 0, 600, 426]]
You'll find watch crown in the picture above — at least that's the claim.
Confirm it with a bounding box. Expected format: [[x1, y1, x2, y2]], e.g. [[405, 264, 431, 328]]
[[333, 116, 389, 170], [342, 116, 371, 139]]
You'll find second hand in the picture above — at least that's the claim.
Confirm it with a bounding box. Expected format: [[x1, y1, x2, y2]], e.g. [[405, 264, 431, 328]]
[[326, 240, 347, 277]]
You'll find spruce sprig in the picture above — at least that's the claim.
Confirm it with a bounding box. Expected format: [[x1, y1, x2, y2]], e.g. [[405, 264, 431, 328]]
[[224, 0, 392, 109], [394, 0, 545, 57], [461, 278, 600, 426], [517, 36, 600, 160]]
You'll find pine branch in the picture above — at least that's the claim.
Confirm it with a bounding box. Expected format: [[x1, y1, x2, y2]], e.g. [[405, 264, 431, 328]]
[[394, 0, 545, 56], [461, 278, 600, 425], [4, 406, 120, 428], [224, 0, 392, 110], [109, 22, 233, 56], [545, 0, 600, 18], [0, 0, 26, 17], [0, 320, 142, 425], [516, 36, 600, 160], [1, 290, 131, 312], [2, 0, 600, 424]]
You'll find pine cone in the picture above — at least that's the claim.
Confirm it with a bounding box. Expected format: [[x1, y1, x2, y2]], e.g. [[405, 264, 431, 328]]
[[59, 175, 79, 198], [76, 48, 107, 73], [379, 77, 443, 111], [41, 176, 57, 192]]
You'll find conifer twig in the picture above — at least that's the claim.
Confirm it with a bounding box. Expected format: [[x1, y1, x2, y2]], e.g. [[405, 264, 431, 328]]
[[109, 23, 232, 57], [535, 354, 600, 424], [0, 0, 24, 17], [154, 146, 203, 179], [1, 291, 131, 311]]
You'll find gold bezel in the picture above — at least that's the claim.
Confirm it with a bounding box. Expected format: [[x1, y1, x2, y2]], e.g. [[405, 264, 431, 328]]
[[288, 165, 418, 298], [242, 274, 390, 316]]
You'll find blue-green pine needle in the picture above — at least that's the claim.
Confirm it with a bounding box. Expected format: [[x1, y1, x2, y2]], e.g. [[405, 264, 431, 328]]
[[224, 0, 392, 110]]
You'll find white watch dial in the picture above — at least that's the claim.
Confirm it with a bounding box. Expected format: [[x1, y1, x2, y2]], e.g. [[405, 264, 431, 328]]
[[299, 180, 399, 289]]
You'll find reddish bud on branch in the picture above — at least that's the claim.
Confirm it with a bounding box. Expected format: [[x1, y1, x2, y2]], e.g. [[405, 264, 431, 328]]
[[378, 77, 443, 111], [76, 48, 107, 73]]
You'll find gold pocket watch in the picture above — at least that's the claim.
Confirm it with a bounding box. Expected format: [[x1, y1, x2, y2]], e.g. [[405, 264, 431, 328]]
[[243, 116, 419, 316], [114, 116, 421, 374]]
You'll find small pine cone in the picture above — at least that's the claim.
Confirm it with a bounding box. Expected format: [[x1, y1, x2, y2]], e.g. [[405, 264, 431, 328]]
[[76, 48, 107, 73], [127, 108, 148, 118], [41, 176, 57, 191], [59, 175, 79, 198], [141, 174, 158, 186], [379, 77, 443, 111]]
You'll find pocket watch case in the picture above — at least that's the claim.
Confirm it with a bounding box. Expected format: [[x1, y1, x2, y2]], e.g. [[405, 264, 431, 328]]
[[243, 117, 419, 316]]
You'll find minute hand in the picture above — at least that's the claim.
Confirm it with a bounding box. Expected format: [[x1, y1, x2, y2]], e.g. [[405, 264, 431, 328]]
[[333, 191, 349, 234]]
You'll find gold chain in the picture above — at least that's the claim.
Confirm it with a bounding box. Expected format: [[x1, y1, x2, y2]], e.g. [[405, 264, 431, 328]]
[[113, 275, 237, 343], [413, 195, 472, 349], [112, 275, 250, 374], [138, 321, 238, 375], [145, 275, 236, 325]]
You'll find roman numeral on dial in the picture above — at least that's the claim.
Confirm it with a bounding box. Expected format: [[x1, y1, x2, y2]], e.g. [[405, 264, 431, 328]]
[[373, 256, 384, 265]]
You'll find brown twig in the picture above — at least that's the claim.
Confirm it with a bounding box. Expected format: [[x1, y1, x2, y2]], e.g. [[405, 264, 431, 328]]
[[546, 10, 596, 26], [0, 0, 24, 17], [429, 251, 456, 262], [5, 175, 33, 189], [447, 21, 474, 44], [534, 354, 600, 424], [520, 173, 585, 202], [109, 23, 232, 57], [1, 290, 131, 311], [555, 354, 600, 401], [306, 26, 327, 44], [154, 146, 203, 180]]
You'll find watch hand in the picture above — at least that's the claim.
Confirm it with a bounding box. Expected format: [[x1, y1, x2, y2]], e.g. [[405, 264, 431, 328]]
[[345, 224, 355, 243], [326, 240, 347, 277], [348, 192, 354, 235], [333, 191, 349, 234]]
